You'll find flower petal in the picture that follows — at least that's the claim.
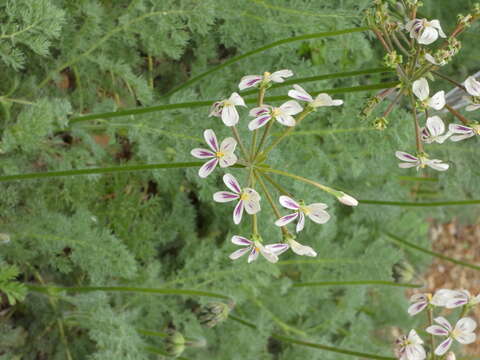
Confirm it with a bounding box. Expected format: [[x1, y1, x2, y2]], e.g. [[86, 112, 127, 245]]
[[430, 20, 446, 38], [260, 247, 279, 263], [306, 203, 331, 224], [248, 115, 272, 130], [247, 246, 259, 263], [279, 196, 300, 210], [280, 100, 303, 115], [249, 106, 270, 117], [395, 151, 418, 162], [313, 93, 343, 107], [204, 129, 219, 152], [264, 243, 290, 256], [296, 212, 305, 233], [455, 317, 477, 334], [191, 148, 215, 159], [466, 103, 480, 111], [288, 84, 313, 102], [233, 200, 244, 225], [275, 114, 296, 127], [419, 26, 439, 45], [223, 173, 241, 194], [270, 69, 293, 83], [337, 192, 358, 206], [428, 91, 446, 110], [275, 212, 299, 227], [413, 78, 430, 101], [434, 337, 453, 356], [231, 235, 252, 246], [399, 162, 418, 169], [426, 116, 445, 137], [465, 76, 480, 97], [290, 239, 317, 257], [408, 301, 428, 316], [229, 247, 250, 260], [219, 153, 237, 168], [408, 329, 424, 345], [426, 159, 449, 172], [239, 75, 262, 90], [220, 137, 237, 153], [221, 104, 240, 126], [426, 325, 450, 336], [431, 289, 457, 307], [434, 317, 453, 331], [213, 191, 239, 203], [244, 191, 261, 215], [455, 332, 476, 345], [198, 158, 218, 178], [229, 92, 246, 106]]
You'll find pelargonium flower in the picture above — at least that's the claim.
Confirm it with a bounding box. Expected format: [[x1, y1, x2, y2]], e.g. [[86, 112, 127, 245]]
[[248, 100, 303, 131], [288, 84, 343, 108], [394, 329, 426, 360], [395, 151, 449, 172], [464, 76, 480, 111], [408, 290, 455, 316], [213, 174, 261, 224], [440, 289, 480, 308], [412, 78, 445, 110], [238, 70, 293, 90], [405, 18, 446, 45], [191, 129, 237, 178], [209, 92, 246, 126], [275, 196, 330, 233], [420, 116, 450, 144], [448, 123, 480, 142], [228, 235, 288, 263], [426, 317, 477, 356]]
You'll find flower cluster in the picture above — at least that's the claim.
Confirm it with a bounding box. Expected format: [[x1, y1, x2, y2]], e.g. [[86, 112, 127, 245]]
[[365, 1, 479, 173], [395, 288, 479, 359], [191, 70, 357, 263]]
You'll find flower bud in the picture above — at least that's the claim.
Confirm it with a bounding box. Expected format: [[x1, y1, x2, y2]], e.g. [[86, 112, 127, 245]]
[[445, 351, 456, 360], [165, 330, 186, 358], [392, 261, 415, 283], [383, 51, 403, 69], [197, 301, 234, 328], [373, 117, 388, 130], [337, 192, 358, 207]]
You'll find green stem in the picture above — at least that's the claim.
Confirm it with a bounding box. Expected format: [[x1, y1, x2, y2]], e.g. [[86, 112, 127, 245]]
[[293, 280, 421, 288], [0, 162, 207, 182], [261, 108, 312, 156], [428, 308, 436, 360], [384, 232, 480, 272], [240, 67, 391, 97], [26, 284, 231, 300], [229, 315, 395, 360], [445, 103, 470, 125], [359, 199, 480, 207], [432, 71, 467, 92], [163, 27, 371, 97], [68, 82, 399, 125], [410, 91, 424, 154], [260, 173, 292, 196], [137, 329, 168, 338], [232, 126, 250, 160]]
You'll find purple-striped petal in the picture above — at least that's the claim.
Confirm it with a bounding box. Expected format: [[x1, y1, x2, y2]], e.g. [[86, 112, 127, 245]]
[[274, 212, 299, 227], [434, 317, 453, 332], [229, 247, 250, 260], [233, 200, 244, 225], [191, 148, 215, 159], [198, 158, 219, 178], [408, 301, 428, 316], [239, 75, 262, 90], [248, 115, 272, 131], [223, 173, 241, 194], [264, 243, 289, 256], [247, 246, 259, 263], [395, 151, 418, 162], [213, 191, 239, 203], [231, 235, 252, 246], [434, 337, 453, 356], [204, 129, 219, 152], [296, 212, 305, 233], [426, 325, 450, 336], [279, 196, 300, 210]]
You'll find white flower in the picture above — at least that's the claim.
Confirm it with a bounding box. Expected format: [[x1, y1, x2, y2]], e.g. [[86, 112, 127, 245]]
[[412, 78, 445, 110], [288, 84, 343, 108], [238, 69, 293, 90], [395, 151, 449, 172], [425, 53, 447, 66], [336, 192, 358, 207], [426, 317, 477, 356], [440, 289, 480, 308], [228, 235, 288, 263], [275, 196, 330, 233], [191, 130, 237, 178], [448, 123, 479, 142], [394, 329, 426, 360], [209, 92, 246, 126], [407, 291, 454, 316], [405, 18, 446, 45], [248, 100, 303, 131], [464, 76, 480, 111], [287, 238, 317, 257], [420, 116, 450, 144], [213, 174, 261, 224]]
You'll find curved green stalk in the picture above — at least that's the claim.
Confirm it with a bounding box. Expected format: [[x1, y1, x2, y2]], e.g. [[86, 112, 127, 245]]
[[229, 315, 395, 360], [293, 280, 422, 288], [360, 199, 480, 207], [68, 82, 397, 125], [163, 27, 371, 97], [0, 162, 206, 182], [384, 232, 480, 272], [27, 284, 230, 300]]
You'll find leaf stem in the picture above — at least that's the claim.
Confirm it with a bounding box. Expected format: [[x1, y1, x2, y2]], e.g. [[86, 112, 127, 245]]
[[445, 103, 470, 125], [410, 91, 424, 154], [293, 280, 422, 288], [427, 308, 436, 360]]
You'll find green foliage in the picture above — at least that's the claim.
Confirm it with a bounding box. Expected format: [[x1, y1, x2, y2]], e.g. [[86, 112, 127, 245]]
[[0, 0, 478, 359], [0, 263, 27, 305]]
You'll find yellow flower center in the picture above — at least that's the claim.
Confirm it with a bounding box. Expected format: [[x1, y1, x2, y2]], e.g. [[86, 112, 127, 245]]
[[223, 100, 233, 107], [215, 151, 225, 158], [240, 192, 250, 201], [271, 108, 281, 117], [300, 206, 310, 215], [263, 71, 271, 78], [472, 124, 480, 135], [427, 293, 432, 302]]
